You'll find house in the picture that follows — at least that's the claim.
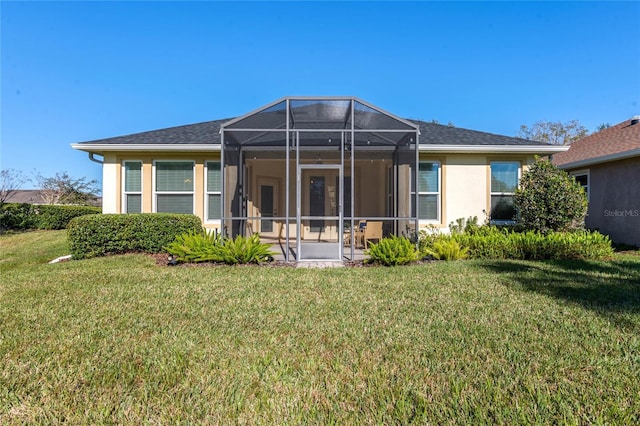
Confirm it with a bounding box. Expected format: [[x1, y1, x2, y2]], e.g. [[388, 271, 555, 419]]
[[71, 96, 567, 261], [2, 189, 102, 207], [552, 116, 640, 247], [3, 190, 48, 204]]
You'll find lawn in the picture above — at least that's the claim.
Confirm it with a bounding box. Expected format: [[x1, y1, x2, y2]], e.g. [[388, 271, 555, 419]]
[[1, 231, 639, 424]]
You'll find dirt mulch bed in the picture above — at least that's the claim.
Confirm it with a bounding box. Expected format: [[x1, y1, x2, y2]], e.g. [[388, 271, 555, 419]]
[[151, 253, 435, 268]]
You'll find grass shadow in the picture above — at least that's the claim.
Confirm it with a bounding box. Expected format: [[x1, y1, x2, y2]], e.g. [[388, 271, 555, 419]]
[[479, 257, 640, 332]]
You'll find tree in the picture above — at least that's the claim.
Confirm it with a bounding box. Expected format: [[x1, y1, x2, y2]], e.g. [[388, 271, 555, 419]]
[[514, 159, 587, 233], [0, 169, 29, 205], [429, 119, 455, 127], [35, 171, 99, 205], [517, 120, 588, 145]]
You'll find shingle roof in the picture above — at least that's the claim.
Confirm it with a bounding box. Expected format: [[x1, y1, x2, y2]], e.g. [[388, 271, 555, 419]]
[[3, 190, 102, 206], [75, 119, 229, 145], [552, 118, 640, 167], [74, 118, 546, 147], [4, 190, 47, 204], [411, 121, 549, 146]]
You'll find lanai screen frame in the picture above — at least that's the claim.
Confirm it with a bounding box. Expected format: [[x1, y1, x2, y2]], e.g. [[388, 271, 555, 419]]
[[219, 96, 420, 262]]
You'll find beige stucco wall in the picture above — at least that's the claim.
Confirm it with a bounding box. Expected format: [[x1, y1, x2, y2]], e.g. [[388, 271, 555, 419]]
[[102, 154, 119, 214], [420, 153, 535, 231], [440, 154, 487, 227], [101, 152, 221, 230], [101, 151, 537, 235]]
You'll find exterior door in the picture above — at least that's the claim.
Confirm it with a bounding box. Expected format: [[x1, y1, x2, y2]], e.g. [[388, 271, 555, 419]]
[[258, 178, 279, 238]]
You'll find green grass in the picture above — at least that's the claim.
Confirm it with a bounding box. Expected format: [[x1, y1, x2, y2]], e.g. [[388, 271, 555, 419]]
[[1, 231, 639, 424]]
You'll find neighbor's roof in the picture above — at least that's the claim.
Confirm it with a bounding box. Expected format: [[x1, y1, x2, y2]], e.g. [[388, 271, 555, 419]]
[[3, 190, 102, 206], [552, 118, 640, 169], [4, 190, 47, 204]]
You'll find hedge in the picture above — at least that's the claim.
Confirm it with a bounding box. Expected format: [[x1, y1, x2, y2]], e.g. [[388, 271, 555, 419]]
[[0, 203, 101, 231], [420, 226, 614, 261], [67, 213, 203, 259], [35, 205, 102, 230], [450, 228, 614, 260]]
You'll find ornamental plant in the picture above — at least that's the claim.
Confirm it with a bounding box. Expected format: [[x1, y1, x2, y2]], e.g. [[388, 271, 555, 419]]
[[514, 158, 587, 233], [422, 239, 469, 261], [365, 235, 420, 266], [164, 230, 276, 265]]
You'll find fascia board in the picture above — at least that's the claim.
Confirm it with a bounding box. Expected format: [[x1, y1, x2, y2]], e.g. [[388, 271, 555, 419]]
[[556, 148, 640, 170], [418, 144, 570, 154], [71, 144, 221, 152]]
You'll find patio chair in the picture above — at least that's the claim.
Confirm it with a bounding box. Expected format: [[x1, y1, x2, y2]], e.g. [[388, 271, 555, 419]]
[[356, 221, 383, 249]]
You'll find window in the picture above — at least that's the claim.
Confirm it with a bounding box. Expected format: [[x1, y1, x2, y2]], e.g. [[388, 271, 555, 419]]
[[418, 161, 440, 221], [154, 161, 194, 214], [570, 170, 589, 201], [123, 161, 142, 213], [490, 161, 519, 222], [206, 161, 221, 220]]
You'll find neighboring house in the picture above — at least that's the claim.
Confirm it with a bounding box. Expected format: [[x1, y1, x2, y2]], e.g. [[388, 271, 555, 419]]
[[3, 190, 48, 204], [552, 116, 640, 247], [72, 96, 567, 261], [3, 190, 102, 207]]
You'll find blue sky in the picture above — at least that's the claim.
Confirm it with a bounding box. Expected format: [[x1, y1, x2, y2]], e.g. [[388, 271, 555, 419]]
[[2, 1, 639, 190]]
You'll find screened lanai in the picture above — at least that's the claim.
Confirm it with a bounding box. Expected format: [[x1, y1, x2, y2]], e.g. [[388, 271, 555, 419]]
[[220, 97, 420, 262]]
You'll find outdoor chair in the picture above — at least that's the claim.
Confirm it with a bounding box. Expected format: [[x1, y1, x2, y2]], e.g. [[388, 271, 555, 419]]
[[356, 221, 383, 249]]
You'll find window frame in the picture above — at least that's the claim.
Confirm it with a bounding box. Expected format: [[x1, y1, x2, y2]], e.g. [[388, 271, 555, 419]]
[[205, 160, 222, 223], [489, 160, 521, 224], [418, 160, 441, 223], [122, 160, 143, 214], [153, 160, 196, 214], [570, 169, 590, 201]]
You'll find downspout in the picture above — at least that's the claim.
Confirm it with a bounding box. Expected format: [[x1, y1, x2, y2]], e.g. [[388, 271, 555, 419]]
[[88, 153, 104, 164]]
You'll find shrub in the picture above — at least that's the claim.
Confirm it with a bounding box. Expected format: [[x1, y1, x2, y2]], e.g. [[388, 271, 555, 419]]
[[164, 231, 276, 265], [365, 235, 420, 266], [422, 239, 469, 261], [418, 225, 442, 253], [449, 216, 482, 235], [538, 230, 614, 260], [451, 226, 522, 259], [68, 213, 202, 259], [34, 205, 101, 230], [219, 234, 276, 264], [0, 203, 100, 232], [163, 230, 224, 263], [420, 225, 613, 261], [0, 203, 37, 231], [514, 159, 588, 233]]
